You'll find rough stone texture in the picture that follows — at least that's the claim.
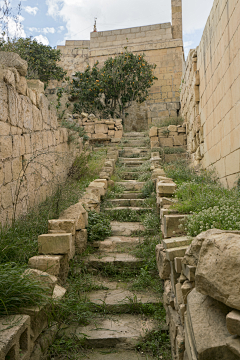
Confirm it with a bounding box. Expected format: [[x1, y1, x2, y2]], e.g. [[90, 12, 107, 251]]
[[185, 289, 238, 360], [163, 236, 193, 249], [111, 221, 145, 236], [48, 219, 76, 235], [59, 203, 88, 230], [0, 51, 28, 76], [226, 311, 240, 336], [0, 315, 31, 360], [38, 233, 74, 260], [74, 315, 158, 349], [28, 254, 69, 282], [163, 215, 187, 238], [227, 336, 240, 358], [81, 349, 155, 360], [0, 59, 82, 226], [156, 244, 171, 280], [75, 229, 88, 254], [195, 232, 240, 310]]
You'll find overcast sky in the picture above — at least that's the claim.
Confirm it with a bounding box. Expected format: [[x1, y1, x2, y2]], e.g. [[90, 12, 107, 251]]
[[5, 0, 214, 56]]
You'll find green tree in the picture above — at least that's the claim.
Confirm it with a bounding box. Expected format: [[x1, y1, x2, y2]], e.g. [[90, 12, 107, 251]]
[[69, 50, 157, 120], [0, 37, 66, 85]]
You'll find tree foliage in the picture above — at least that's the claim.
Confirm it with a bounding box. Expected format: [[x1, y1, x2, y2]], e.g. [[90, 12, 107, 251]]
[[69, 50, 157, 119], [0, 37, 66, 84]]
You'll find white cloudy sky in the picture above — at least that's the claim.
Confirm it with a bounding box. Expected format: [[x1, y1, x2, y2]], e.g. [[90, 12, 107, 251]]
[[4, 0, 214, 55]]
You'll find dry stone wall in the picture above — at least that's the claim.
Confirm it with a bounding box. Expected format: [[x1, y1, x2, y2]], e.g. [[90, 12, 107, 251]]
[[0, 52, 82, 227], [181, 0, 240, 188], [53, 0, 183, 132]]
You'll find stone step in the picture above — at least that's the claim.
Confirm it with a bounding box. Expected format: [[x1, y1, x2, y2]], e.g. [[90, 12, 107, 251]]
[[108, 199, 146, 207], [81, 349, 156, 360], [119, 148, 150, 158], [120, 172, 139, 180], [105, 207, 150, 217], [119, 158, 148, 165], [123, 132, 147, 137], [120, 191, 143, 199], [73, 314, 158, 349], [121, 140, 149, 147], [93, 236, 142, 252], [162, 236, 193, 250], [111, 222, 145, 236], [88, 289, 160, 312], [84, 253, 144, 270], [116, 181, 145, 191]]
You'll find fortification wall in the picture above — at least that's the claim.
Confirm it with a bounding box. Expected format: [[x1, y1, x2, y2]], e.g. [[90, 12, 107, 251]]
[[0, 53, 82, 226], [181, 0, 240, 188], [55, 0, 184, 131]]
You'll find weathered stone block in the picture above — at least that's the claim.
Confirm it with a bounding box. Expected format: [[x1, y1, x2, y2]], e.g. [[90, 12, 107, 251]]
[[0, 51, 28, 76], [195, 232, 240, 310], [59, 203, 88, 230], [75, 229, 88, 254], [95, 123, 108, 133], [0, 315, 31, 360], [157, 182, 176, 196], [149, 126, 158, 137], [165, 246, 188, 261], [156, 244, 171, 280], [226, 310, 240, 336], [181, 281, 194, 304], [48, 219, 76, 235], [27, 79, 44, 93], [163, 214, 187, 238], [163, 236, 192, 249], [159, 137, 174, 147], [174, 257, 183, 273], [38, 233, 74, 260], [185, 289, 238, 360], [28, 254, 69, 282], [168, 125, 178, 132]]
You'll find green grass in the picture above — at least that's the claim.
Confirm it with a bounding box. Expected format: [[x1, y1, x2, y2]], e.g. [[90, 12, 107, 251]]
[[164, 159, 240, 236], [0, 263, 49, 315], [151, 116, 184, 128]]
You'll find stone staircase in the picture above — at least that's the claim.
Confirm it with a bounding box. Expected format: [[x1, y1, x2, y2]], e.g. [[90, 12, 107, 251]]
[[60, 132, 162, 359]]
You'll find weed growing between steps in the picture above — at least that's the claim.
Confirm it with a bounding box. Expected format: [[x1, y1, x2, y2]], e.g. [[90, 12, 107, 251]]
[[0, 148, 107, 265], [151, 116, 184, 128], [164, 159, 240, 236], [105, 183, 125, 199], [87, 211, 112, 242]]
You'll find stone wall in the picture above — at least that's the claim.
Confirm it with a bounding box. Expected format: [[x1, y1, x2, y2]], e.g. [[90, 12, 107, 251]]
[[181, 0, 240, 188], [54, 0, 184, 132], [0, 52, 82, 227]]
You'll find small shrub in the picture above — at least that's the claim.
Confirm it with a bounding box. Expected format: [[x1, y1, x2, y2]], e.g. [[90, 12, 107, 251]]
[[87, 211, 112, 242], [68, 153, 89, 180], [141, 180, 155, 198]]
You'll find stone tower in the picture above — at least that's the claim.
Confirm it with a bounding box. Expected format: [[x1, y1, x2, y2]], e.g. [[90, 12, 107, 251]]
[[171, 0, 183, 39]]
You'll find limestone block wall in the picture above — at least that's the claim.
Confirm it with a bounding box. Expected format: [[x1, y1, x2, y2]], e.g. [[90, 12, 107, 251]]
[[0, 54, 82, 226], [55, 0, 184, 132], [181, 0, 240, 188]]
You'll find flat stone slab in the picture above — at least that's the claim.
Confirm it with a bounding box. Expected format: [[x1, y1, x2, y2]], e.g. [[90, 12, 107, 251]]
[[81, 349, 155, 359], [93, 236, 142, 252], [162, 236, 193, 250], [123, 132, 147, 137], [120, 192, 143, 199], [75, 314, 158, 348], [165, 246, 189, 261], [111, 222, 145, 236], [116, 181, 145, 191], [85, 253, 143, 269], [105, 207, 149, 212], [88, 289, 160, 310], [108, 199, 146, 207]]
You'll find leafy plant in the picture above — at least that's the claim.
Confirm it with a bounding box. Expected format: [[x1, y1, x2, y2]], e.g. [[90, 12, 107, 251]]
[[68, 50, 157, 121], [87, 211, 112, 242], [0, 37, 66, 85]]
